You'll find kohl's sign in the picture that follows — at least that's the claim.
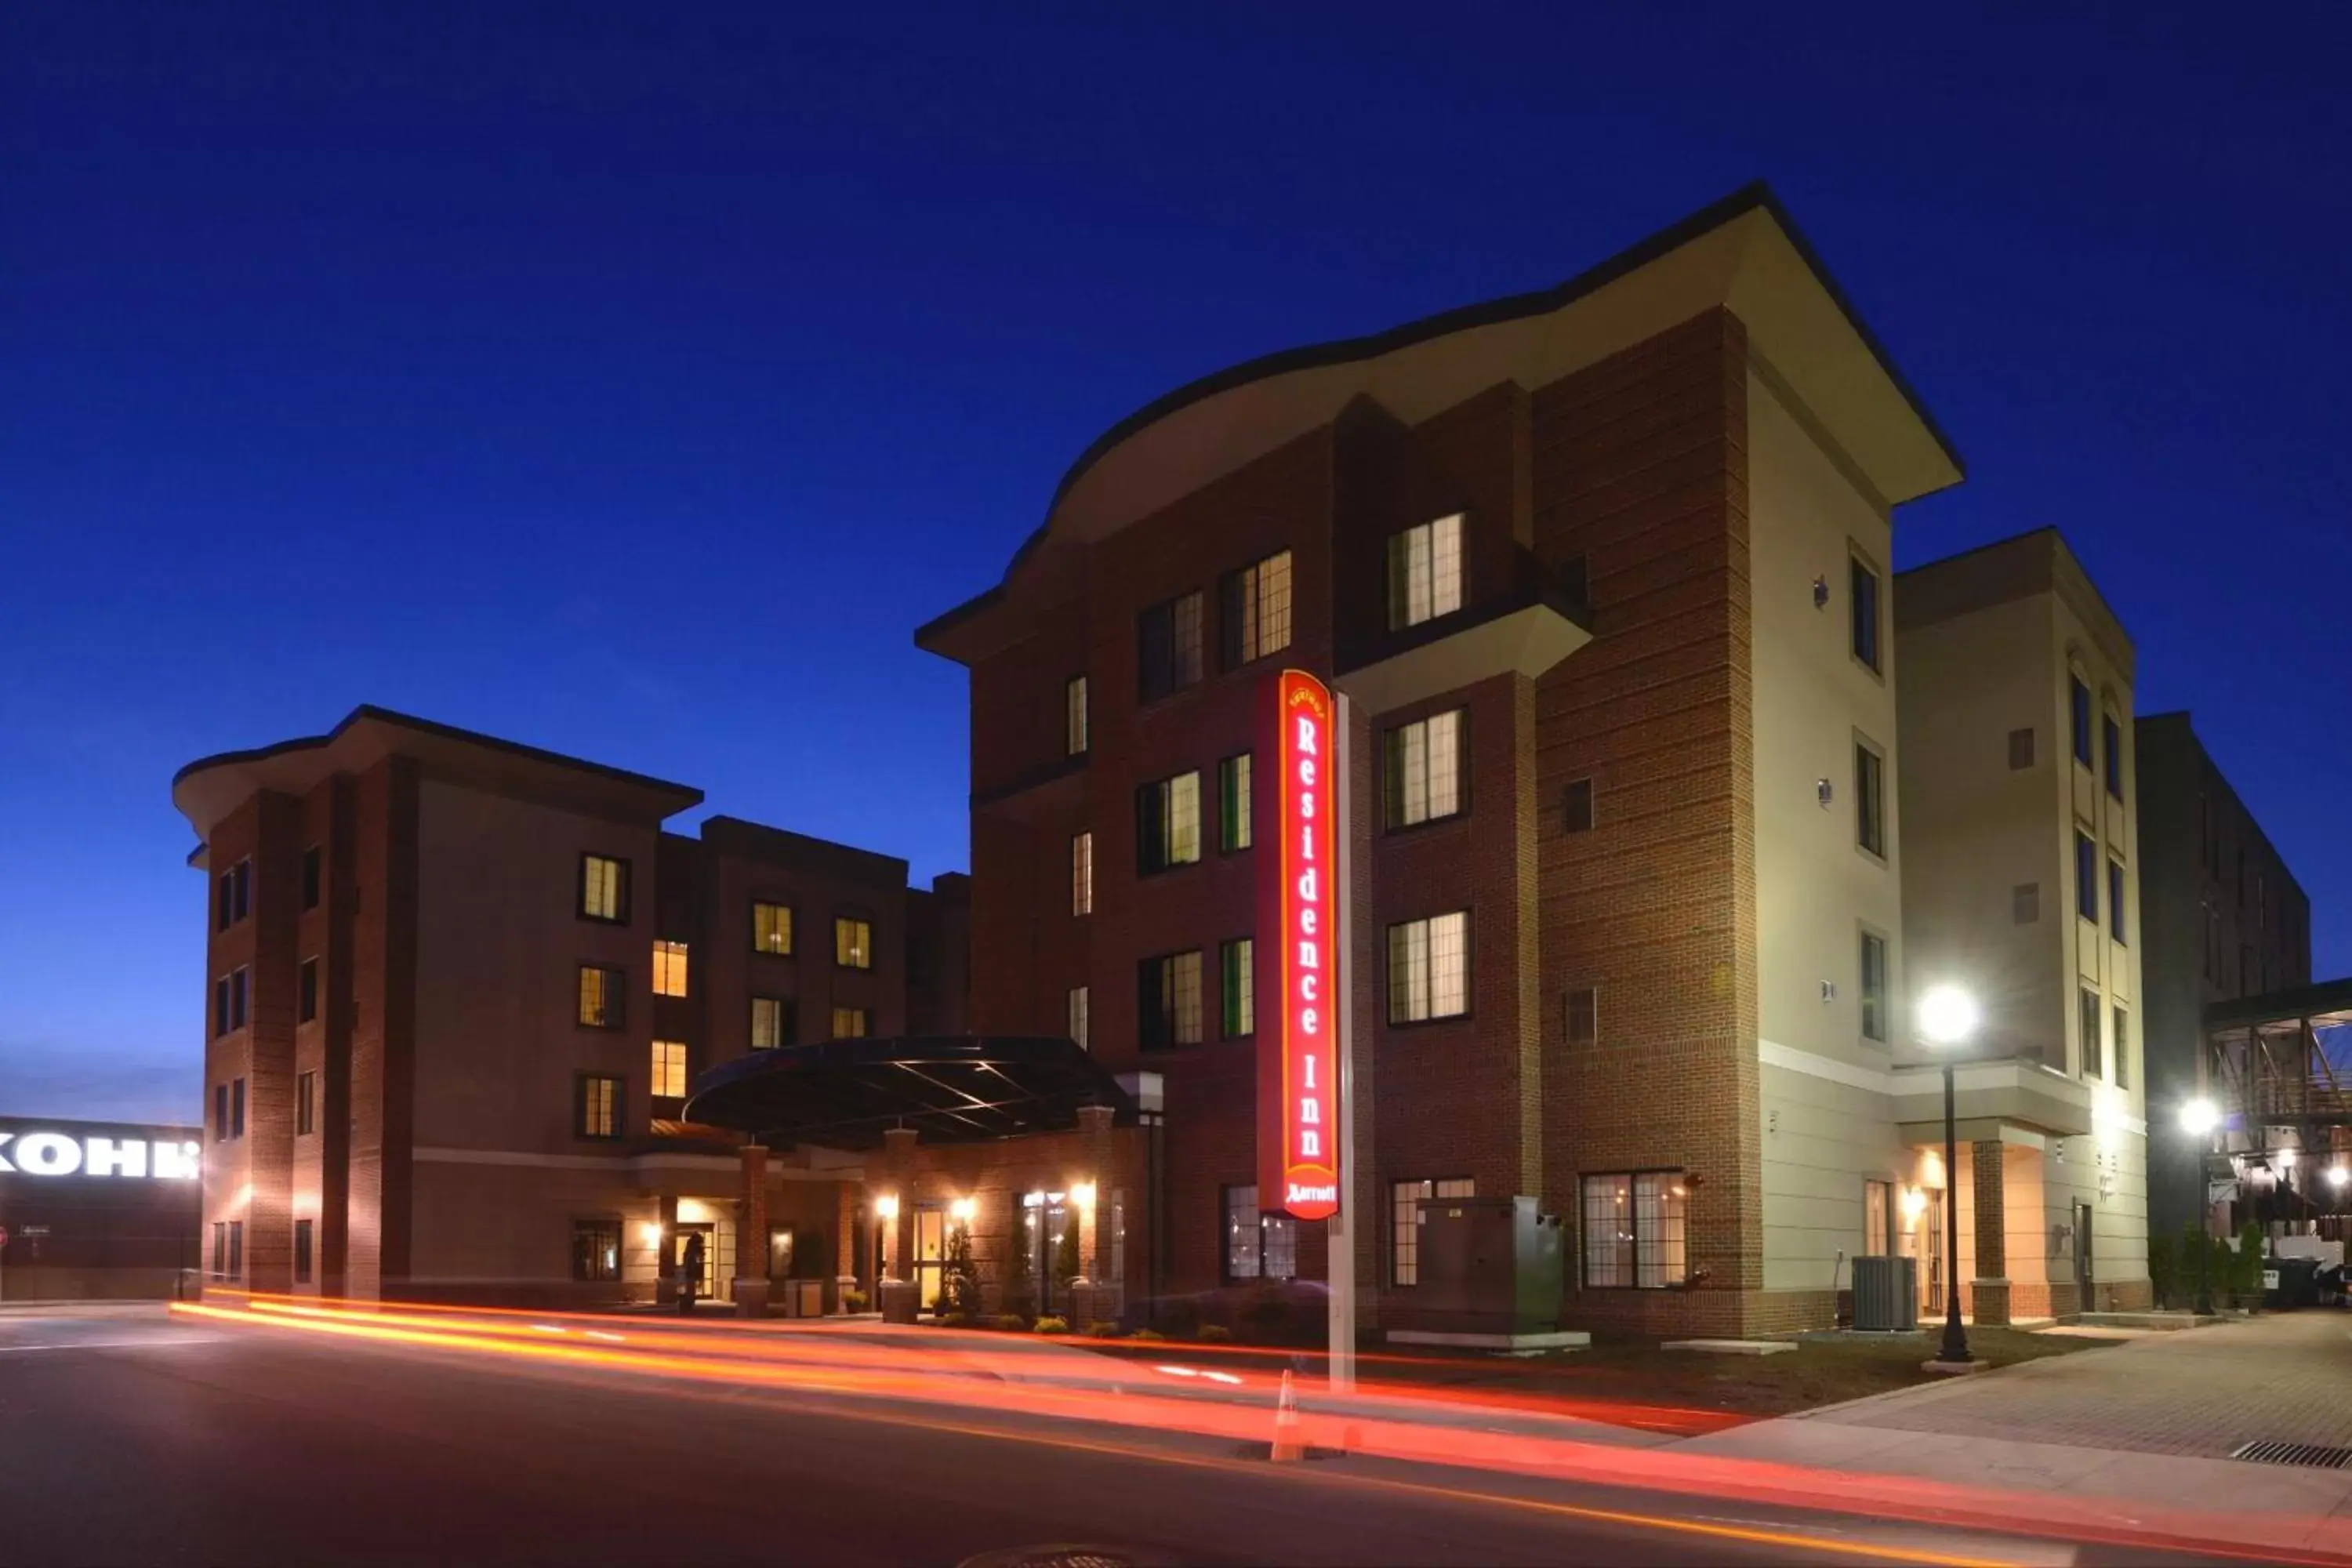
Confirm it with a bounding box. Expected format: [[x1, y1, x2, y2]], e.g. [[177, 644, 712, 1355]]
[[0, 1127, 200, 1181]]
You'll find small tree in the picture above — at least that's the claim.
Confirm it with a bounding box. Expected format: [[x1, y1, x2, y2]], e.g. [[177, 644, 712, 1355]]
[[2236, 1219, 2268, 1307], [944, 1225, 982, 1317], [2147, 1230, 2177, 1308]]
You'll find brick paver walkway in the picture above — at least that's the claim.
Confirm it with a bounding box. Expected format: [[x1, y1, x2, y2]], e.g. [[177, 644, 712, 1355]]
[[1797, 1311, 2352, 1458]]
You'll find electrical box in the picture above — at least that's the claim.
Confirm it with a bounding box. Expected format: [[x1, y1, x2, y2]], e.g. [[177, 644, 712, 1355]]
[[1394, 1196, 1563, 1336]]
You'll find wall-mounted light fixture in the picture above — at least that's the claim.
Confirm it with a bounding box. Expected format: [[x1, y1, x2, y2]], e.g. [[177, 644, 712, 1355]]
[[873, 1193, 900, 1221]]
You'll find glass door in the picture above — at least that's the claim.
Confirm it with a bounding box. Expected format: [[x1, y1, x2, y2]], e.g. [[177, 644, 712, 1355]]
[[913, 1207, 945, 1310]]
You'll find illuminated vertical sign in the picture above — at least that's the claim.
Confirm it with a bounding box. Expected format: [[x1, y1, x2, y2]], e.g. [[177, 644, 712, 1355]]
[[1258, 670, 1340, 1221]]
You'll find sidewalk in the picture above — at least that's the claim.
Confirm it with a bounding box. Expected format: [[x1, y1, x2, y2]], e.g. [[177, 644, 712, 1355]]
[[1674, 1311, 2352, 1555]]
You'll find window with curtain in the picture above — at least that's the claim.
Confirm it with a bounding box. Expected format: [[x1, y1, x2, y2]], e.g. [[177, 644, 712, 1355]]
[[1218, 753, 1252, 851], [1138, 590, 1205, 702], [1220, 550, 1293, 667], [652, 940, 689, 997], [1385, 514, 1464, 630], [1220, 938, 1254, 1038], [1384, 709, 1465, 829], [651, 1040, 688, 1099], [1581, 1171, 1686, 1288], [577, 965, 625, 1029], [1387, 912, 1468, 1023], [1138, 950, 1203, 1050], [1136, 771, 1202, 873], [752, 902, 793, 955], [834, 916, 873, 969], [1071, 831, 1094, 915]]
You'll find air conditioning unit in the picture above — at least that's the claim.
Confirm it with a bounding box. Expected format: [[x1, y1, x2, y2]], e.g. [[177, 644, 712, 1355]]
[[1853, 1254, 1918, 1332]]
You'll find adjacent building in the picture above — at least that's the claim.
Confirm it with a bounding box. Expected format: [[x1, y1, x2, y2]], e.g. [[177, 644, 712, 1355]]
[[2135, 711, 2313, 1241], [172, 706, 966, 1308], [0, 1116, 203, 1301], [1895, 529, 2152, 1319], [917, 184, 1973, 1335]]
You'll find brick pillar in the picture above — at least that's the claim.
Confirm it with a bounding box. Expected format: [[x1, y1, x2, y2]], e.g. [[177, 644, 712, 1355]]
[[1970, 1139, 2010, 1326], [880, 1127, 917, 1281], [735, 1144, 770, 1318], [834, 1178, 860, 1312], [1076, 1105, 1115, 1282], [654, 1192, 680, 1307]]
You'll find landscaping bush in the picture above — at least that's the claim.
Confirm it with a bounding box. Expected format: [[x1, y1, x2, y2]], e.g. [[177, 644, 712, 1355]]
[[934, 1312, 972, 1329], [1083, 1320, 1123, 1338], [943, 1225, 982, 1318], [1129, 1327, 1164, 1342], [990, 1313, 1029, 1333], [843, 1288, 869, 1313], [1152, 1298, 1200, 1340], [1033, 1315, 1070, 1335], [2235, 1221, 2268, 1308], [1196, 1323, 1232, 1344], [2147, 1230, 2176, 1308]]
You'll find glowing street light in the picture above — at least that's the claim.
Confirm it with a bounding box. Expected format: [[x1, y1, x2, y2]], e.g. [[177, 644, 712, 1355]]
[[2331, 1165, 2351, 1190], [2180, 1098, 2220, 1137], [1917, 984, 1980, 1048]]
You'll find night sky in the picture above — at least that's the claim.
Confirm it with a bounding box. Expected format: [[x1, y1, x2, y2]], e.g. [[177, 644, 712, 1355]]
[[5, 4, 2346, 1122]]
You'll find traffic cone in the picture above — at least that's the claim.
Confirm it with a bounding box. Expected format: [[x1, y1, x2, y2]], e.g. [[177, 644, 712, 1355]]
[[1270, 1368, 1305, 1462]]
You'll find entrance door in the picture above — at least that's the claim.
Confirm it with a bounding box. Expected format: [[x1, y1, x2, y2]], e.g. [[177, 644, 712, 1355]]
[[912, 1207, 946, 1310], [1917, 1191, 1945, 1316], [2073, 1200, 2095, 1302], [673, 1224, 716, 1301]]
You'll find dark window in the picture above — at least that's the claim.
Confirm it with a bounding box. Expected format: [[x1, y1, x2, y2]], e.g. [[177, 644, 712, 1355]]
[[1221, 1184, 1298, 1283], [231, 1077, 245, 1139], [2109, 861, 2127, 942], [294, 1220, 314, 1285], [2013, 883, 2041, 924], [2075, 832, 2098, 922], [1565, 985, 1597, 1048], [579, 854, 630, 923], [2008, 728, 2034, 770], [2070, 677, 2092, 767], [2103, 714, 2123, 799], [577, 965, 625, 1029], [2079, 987, 2103, 1080], [1382, 710, 1466, 830], [1849, 554, 1880, 673], [750, 996, 793, 1050], [301, 846, 322, 911], [1218, 550, 1294, 669], [575, 1074, 622, 1141], [1581, 1172, 1686, 1288], [216, 859, 250, 931], [1138, 950, 1203, 1051], [573, 1219, 622, 1283], [298, 957, 319, 1024], [1859, 931, 1889, 1044], [213, 976, 230, 1039], [1556, 554, 1589, 608], [1563, 778, 1594, 834], [1854, 742, 1886, 858], [1135, 771, 1203, 873], [210, 1222, 225, 1278], [1220, 938, 1254, 1039], [1138, 590, 1204, 703], [212, 1083, 229, 1142], [296, 1071, 316, 1137], [230, 967, 248, 1029], [2113, 1007, 2132, 1090], [1218, 753, 1253, 852], [227, 1221, 243, 1281]]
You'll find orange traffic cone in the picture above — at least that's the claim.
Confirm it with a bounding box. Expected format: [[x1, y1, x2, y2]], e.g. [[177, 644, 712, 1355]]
[[1271, 1368, 1305, 1462]]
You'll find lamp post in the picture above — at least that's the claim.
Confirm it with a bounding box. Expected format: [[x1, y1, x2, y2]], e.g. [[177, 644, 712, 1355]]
[[1918, 984, 1980, 1367], [2180, 1097, 2220, 1316]]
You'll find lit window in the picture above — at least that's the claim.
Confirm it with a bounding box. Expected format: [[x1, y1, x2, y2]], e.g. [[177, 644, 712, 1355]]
[[1220, 549, 1294, 667], [1854, 739, 1886, 858], [652, 940, 689, 998], [1136, 771, 1201, 873], [572, 1219, 622, 1283], [2079, 987, 2103, 1080], [1071, 832, 1094, 916], [1220, 1184, 1297, 1283], [652, 1040, 688, 1099], [1065, 675, 1089, 757], [576, 1075, 622, 1140], [2075, 831, 2099, 922], [1849, 553, 1881, 673], [1138, 590, 1205, 702], [1068, 985, 1090, 1051], [1565, 985, 1597, 1047], [580, 855, 630, 923], [830, 1006, 870, 1040], [1391, 1177, 1475, 1286], [1384, 709, 1465, 829], [577, 965, 625, 1029], [1218, 753, 1252, 852], [1859, 930, 1889, 1044], [750, 996, 791, 1050], [1386, 514, 1464, 630], [1139, 950, 1203, 1050], [1221, 938, 1254, 1039], [834, 917, 873, 970], [752, 902, 793, 955], [1581, 1171, 1686, 1289], [1386, 912, 1468, 1024]]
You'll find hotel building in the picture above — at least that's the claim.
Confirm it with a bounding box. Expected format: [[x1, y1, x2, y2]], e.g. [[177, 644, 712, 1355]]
[[1895, 528, 2153, 1317], [916, 185, 1977, 1335], [173, 706, 967, 1308]]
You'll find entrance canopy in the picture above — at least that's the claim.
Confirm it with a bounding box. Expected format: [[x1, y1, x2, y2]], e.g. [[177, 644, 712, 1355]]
[[682, 1036, 1134, 1150]]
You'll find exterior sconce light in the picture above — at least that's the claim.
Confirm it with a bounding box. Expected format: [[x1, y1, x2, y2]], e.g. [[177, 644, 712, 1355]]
[[949, 1197, 977, 1225], [873, 1194, 900, 1221], [1813, 575, 1831, 610], [1070, 1181, 1098, 1211], [638, 1222, 664, 1247], [1816, 778, 1833, 809]]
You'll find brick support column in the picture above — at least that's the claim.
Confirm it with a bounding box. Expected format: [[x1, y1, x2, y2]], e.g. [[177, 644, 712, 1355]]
[[734, 1144, 770, 1318], [880, 1127, 917, 1281], [1970, 1139, 2011, 1327], [833, 1178, 860, 1312]]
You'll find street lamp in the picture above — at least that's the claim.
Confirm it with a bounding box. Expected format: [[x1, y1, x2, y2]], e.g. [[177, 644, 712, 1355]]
[[2181, 1097, 2220, 1316], [1918, 984, 1980, 1368]]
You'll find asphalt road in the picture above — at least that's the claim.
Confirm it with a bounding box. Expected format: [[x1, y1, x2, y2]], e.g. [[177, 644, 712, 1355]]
[[0, 1308, 2256, 1567]]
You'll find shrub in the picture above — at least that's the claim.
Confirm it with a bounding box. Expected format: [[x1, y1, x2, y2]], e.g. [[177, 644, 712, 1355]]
[[944, 1225, 982, 1317], [1152, 1298, 1200, 1339], [935, 1312, 972, 1329], [990, 1313, 1030, 1333], [843, 1288, 869, 1314], [1129, 1327, 1165, 1342], [1083, 1320, 1123, 1338], [1033, 1315, 1070, 1335], [1196, 1323, 1233, 1344], [2236, 1221, 2268, 1305], [2147, 1230, 2177, 1308]]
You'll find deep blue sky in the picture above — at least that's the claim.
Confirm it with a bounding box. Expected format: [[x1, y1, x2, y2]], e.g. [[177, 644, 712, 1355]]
[[5, 4, 2347, 1122]]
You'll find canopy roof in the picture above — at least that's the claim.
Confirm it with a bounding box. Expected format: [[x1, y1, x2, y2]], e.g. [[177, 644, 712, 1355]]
[[682, 1036, 1134, 1150]]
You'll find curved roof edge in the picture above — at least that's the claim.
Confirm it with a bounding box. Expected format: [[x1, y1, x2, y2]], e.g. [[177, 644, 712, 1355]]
[[918, 181, 1964, 651]]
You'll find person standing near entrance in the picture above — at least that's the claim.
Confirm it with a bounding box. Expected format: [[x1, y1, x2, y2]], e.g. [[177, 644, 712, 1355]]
[[678, 1232, 706, 1316]]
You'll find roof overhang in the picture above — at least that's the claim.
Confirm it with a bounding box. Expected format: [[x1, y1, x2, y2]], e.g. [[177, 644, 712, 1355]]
[[920, 183, 1962, 664], [172, 705, 703, 844], [682, 1036, 1134, 1151], [1892, 1056, 2096, 1142]]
